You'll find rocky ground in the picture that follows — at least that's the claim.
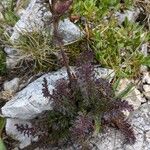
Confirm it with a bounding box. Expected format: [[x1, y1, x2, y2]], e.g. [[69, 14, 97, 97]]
[[0, 0, 150, 149]]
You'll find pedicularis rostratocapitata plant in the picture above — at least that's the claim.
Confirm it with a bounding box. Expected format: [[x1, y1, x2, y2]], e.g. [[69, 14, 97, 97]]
[[15, 0, 136, 148]]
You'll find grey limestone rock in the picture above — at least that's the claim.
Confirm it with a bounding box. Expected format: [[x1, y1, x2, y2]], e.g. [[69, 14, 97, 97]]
[[115, 9, 140, 25], [117, 79, 146, 111], [4, 78, 20, 93], [6, 118, 38, 149], [2, 67, 114, 120], [143, 85, 150, 100], [142, 72, 150, 85]]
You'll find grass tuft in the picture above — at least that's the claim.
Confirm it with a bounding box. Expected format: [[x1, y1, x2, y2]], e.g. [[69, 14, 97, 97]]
[[11, 30, 58, 72]]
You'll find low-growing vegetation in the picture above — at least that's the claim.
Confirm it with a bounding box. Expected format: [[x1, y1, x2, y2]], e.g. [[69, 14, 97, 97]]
[[14, 0, 139, 148], [0, 0, 150, 149], [72, 0, 133, 23], [91, 18, 149, 78], [16, 50, 136, 148], [0, 0, 149, 76]]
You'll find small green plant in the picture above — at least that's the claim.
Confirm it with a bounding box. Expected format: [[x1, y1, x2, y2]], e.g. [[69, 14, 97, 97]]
[[72, 0, 99, 21], [15, 1, 136, 148], [91, 18, 149, 78], [72, 0, 133, 23], [12, 30, 58, 72], [15, 51, 136, 148]]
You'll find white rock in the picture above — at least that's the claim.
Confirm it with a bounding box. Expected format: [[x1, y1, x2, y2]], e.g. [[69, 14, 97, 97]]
[[91, 126, 144, 150], [140, 43, 148, 73], [5, 47, 24, 69], [4, 47, 19, 56], [115, 9, 140, 24], [140, 65, 148, 73], [141, 43, 148, 57], [58, 19, 83, 44], [95, 66, 114, 80], [4, 78, 20, 93], [6, 118, 38, 149], [4, 47, 21, 69], [2, 67, 114, 120], [90, 128, 123, 150], [10, 0, 83, 43], [129, 103, 150, 131], [125, 87, 146, 108], [6, 56, 21, 69], [124, 131, 144, 150], [10, 0, 52, 41], [146, 131, 150, 142], [116, 78, 131, 93], [128, 104, 150, 150], [143, 84, 150, 100], [142, 72, 150, 84], [117, 79, 145, 110]]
